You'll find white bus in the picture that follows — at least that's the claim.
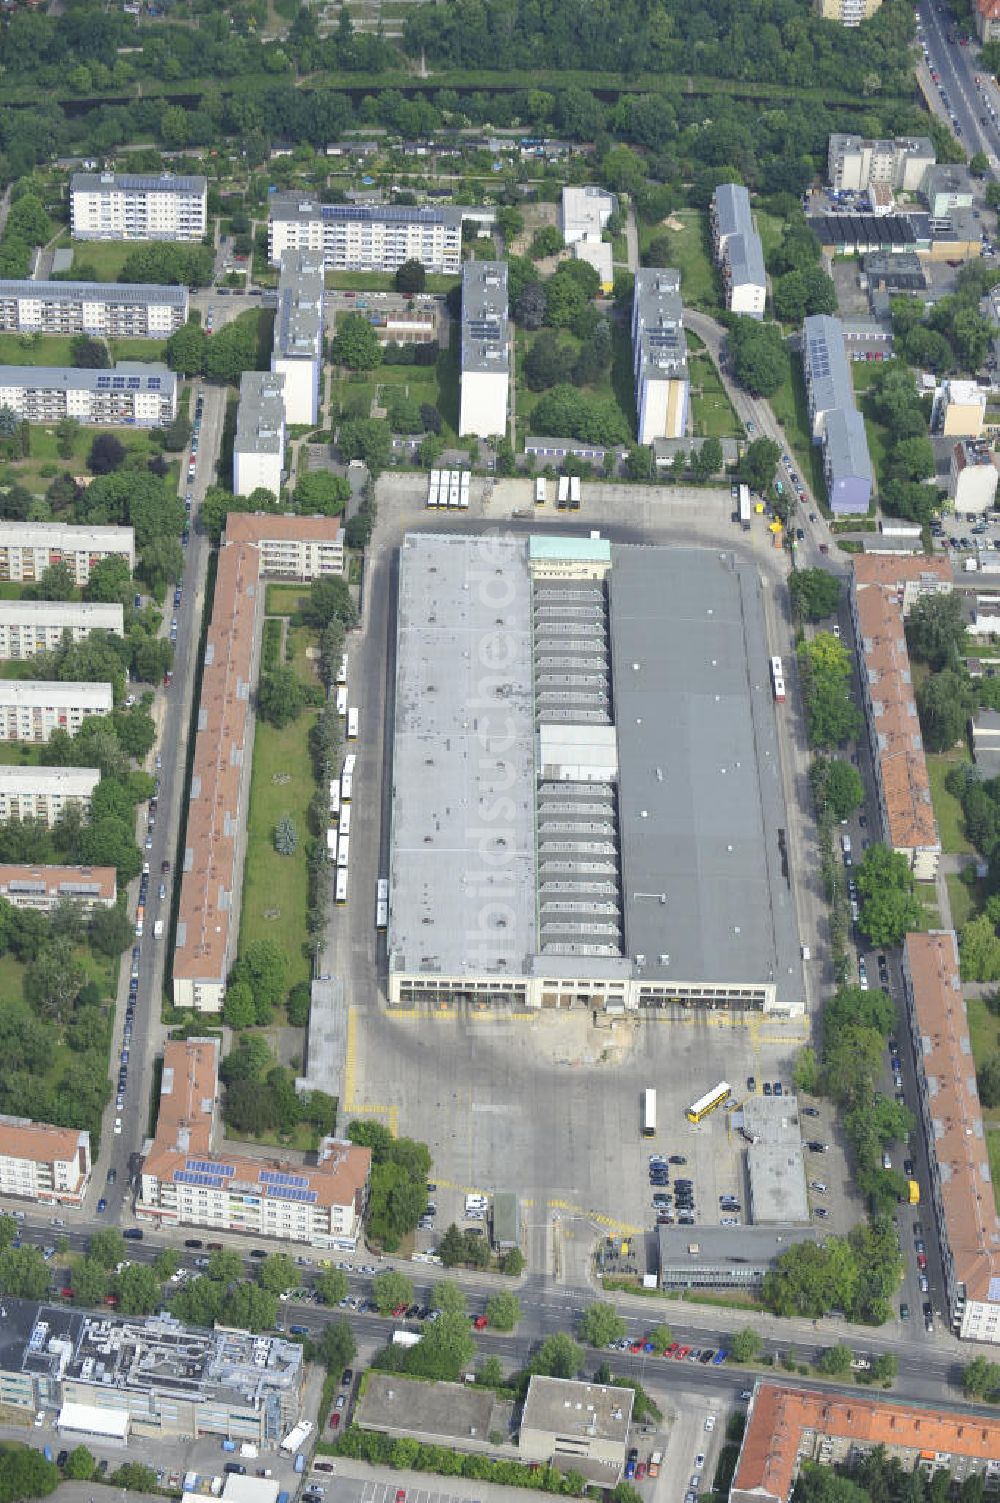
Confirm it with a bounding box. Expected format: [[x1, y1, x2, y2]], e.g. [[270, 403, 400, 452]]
[[557, 476, 570, 508], [337, 834, 350, 868], [343, 753, 356, 777], [449, 471, 460, 507], [770, 656, 785, 703], [326, 828, 337, 861], [569, 476, 581, 510], [281, 1421, 313, 1455], [336, 652, 348, 686], [686, 1081, 731, 1125], [459, 471, 470, 509], [377, 877, 389, 905], [336, 685, 347, 717], [428, 469, 441, 508], [328, 779, 340, 819], [339, 802, 352, 837], [642, 1088, 657, 1137], [535, 477, 546, 506], [376, 881, 388, 929], [336, 868, 349, 904], [341, 771, 353, 803], [347, 707, 359, 740]]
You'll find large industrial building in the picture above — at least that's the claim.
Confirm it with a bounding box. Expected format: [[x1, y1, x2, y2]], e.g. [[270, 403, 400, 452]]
[[0, 766, 100, 826], [0, 680, 112, 743], [0, 362, 176, 427], [0, 522, 134, 587], [710, 185, 766, 318], [631, 268, 689, 443], [801, 314, 873, 515], [386, 533, 804, 1015], [70, 172, 208, 242], [271, 249, 325, 426], [233, 370, 286, 499], [267, 195, 494, 275], [0, 1118, 92, 1205], [458, 260, 509, 439], [0, 600, 124, 660], [0, 279, 188, 337]]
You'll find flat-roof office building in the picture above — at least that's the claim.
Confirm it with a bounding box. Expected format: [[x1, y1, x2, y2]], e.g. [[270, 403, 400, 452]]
[[458, 260, 509, 439], [0, 601, 124, 660], [387, 534, 804, 1016], [631, 269, 689, 443], [70, 172, 207, 242], [233, 371, 286, 499], [0, 280, 188, 338], [271, 250, 325, 426], [268, 195, 494, 275], [0, 363, 176, 427]]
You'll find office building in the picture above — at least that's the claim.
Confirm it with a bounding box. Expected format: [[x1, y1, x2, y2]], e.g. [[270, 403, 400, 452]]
[[0, 680, 113, 743], [519, 1377, 632, 1485], [560, 187, 616, 246], [0, 1118, 91, 1206], [233, 371, 286, 499], [0, 521, 134, 587], [70, 172, 207, 242], [0, 362, 176, 427], [0, 601, 124, 660], [801, 314, 873, 515], [356, 1373, 513, 1455], [631, 268, 689, 444], [387, 533, 804, 1015], [849, 556, 950, 879], [458, 260, 509, 439], [730, 1383, 1000, 1503], [267, 195, 494, 275], [139, 1037, 371, 1249], [0, 280, 188, 338], [922, 164, 975, 217], [827, 134, 935, 193], [949, 439, 999, 512], [271, 249, 325, 426], [816, 0, 882, 23], [0, 863, 115, 912], [940, 378, 988, 437], [0, 766, 100, 826], [902, 931, 1000, 1343], [658, 1225, 817, 1291], [710, 185, 766, 318], [224, 513, 343, 579], [861, 250, 928, 296]]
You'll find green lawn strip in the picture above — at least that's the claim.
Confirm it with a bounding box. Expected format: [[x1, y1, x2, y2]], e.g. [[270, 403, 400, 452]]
[[68, 240, 146, 281], [108, 337, 169, 364], [227, 1121, 321, 1152], [754, 210, 785, 262], [926, 751, 973, 855], [0, 743, 44, 766], [667, 210, 720, 310], [688, 351, 742, 439], [265, 584, 310, 616], [325, 269, 459, 294], [769, 351, 828, 504], [944, 872, 982, 931], [0, 422, 159, 496], [987, 1128, 1000, 1213], [0, 333, 79, 366]]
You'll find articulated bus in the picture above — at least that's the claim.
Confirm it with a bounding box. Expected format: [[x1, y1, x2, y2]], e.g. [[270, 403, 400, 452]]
[[642, 1087, 657, 1137], [335, 868, 349, 904], [686, 1081, 731, 1124]]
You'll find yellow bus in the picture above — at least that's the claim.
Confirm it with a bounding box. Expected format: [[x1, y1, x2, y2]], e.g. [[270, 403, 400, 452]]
[[686, 1081, 731, 1125]]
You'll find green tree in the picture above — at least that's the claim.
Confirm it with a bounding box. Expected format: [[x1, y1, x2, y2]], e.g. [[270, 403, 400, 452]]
[[580, 1301, 627, 1347], [257, 1252, 297, 1294], [338, 417, 392, 474], [395, 258, 427, 293], [728, 1327, 763, 1363], [166, 322, 209, 376], [316, 1267, 349, 1306], [64, 1447, 96, 1481], [916, 668, 974, 753], [871, 1352, 897, 1386], [293, 470, 351, 516], [477, 1354, 506, 1387], [529, 1331, 583, 1378], [204, 316, 261, 385], [438, 1223, 467, 1267], [486, 1291, 521, 1330], [963, 1354, 1000, 1399], [70, 335, 110, 369], [960, 913, 1000, 983], [207, 1247, 245, 1284], [109, 1463, 158, 1492], [789, 569, 840, 623], [219, 1281, 278, 1332], [810, 756, 863, 822], [70, 1257, 108, 1307], [501, 1246, 525, 1276], [0, 1445, 59, 1502], [859, 884, 923, 947], [331, 313, 383, 371], [222, 980, 256, 1030], [303, 575, 357, 630], [530, 225, 564, 259], [405, 1310, 475, 1381], [434, 1280, 467, 1316], [116, 1261, 162, 1316], [905, 591, 968, 670], [31, 561, 76, 601], [229, 940, 288, 1019], [740, 436, 782, 491], [88, 1227, 125, 1268], [7, 193, 50, 244], [373, 1269, 414, 1314], [315, 1317, 356, 1374], [274, 815, 297, 855], [977, 1054, 1000, 1109], [729, 319, 787, 397], [818, 1343, 853, 1376]]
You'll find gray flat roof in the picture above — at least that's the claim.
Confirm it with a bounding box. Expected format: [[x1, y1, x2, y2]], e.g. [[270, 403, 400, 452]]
[[658, 1224, 817, 1273], [0, 279, 186, 307], [825, 406, 872, 484], [803, 314, 854, 416], [633, 268, 687, 382], [0, 362, 173, 393], [713, 185, 765, 287], [269, 194, 465, 228], [234, 372, 285, 456], [461, 260, 509, 375], [610, 546, 803, 998], [747, 1143, 811, 1224], [522, 1376, 632, 1443], [71, 172, 206, 194], [273, 250, 325, 362], [358, 1372, 509, 1443]]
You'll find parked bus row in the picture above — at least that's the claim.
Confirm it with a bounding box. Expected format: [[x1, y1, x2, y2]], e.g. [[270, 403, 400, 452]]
[[427, 468, 471, 509]]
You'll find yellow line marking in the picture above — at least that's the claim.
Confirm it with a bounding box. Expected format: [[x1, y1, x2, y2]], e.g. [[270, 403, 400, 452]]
[[342, 1006, 398, 1134]]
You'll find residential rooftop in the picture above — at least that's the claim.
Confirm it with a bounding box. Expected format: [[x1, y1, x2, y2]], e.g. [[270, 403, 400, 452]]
[[521, 1376, 633, 1444], [461, 260, 509, 375], [273, 249, 325, 362], [234, 371, 285, 457], [0, 863, 115, 905], [633, 268, 688, 382], [824, 405, 873, 484], [0, 521, 134, 552], [0, 1116, 90, 1166], [0, 600, 124, 629], [71, 171, 206, 194], [0, 361, 174, 393], [0, 681, 113, 710], [0, 279, 187, 307], [269, 194, 466, 228]]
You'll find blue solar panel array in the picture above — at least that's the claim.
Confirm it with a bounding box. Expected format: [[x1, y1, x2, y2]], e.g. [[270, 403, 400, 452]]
[[175, 1169, 226, 1190], [263, 1182, 318, 1204], [259, 1169, 309, 1189], [187, 1158, 235, 1176]]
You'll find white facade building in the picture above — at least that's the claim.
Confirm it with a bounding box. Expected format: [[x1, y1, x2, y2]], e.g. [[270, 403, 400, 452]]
[[458, 260, 509, 439], [233, 371, 286, 499], [0, 863, 116, 911], [827, 134, 936, 193], [950, 439, 999, 513], [0, 280, 188, 337], [632, 269, 689, 444], [560, 187, 616, 246], [0, 1117, 92, 1205], [711, 185, 766, 318], [0, 363, 175, 427], [225, 513, 344, 579], [271, 249, 325, 426], [0, 766, 101, 826], [0, 601, 124, 660], [0, 681, 113, 743], [268, 195, 493, 274], [0, 521, 134, 586], [70, 172, 207, 242]]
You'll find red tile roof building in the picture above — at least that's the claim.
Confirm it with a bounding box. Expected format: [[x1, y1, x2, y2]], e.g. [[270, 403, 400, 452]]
[[0, 1116, 92, 1205]]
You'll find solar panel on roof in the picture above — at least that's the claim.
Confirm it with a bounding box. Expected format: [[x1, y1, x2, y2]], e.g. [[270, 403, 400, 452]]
[[175, 1169, 226, 1190], [186, 1158, 234, 1176], [259, 1169, 309, 1188], [264, 1183, 318, 1203]]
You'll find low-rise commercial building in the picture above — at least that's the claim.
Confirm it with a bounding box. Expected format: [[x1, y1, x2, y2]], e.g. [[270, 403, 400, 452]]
[[70, 172, 208, 242], [940, 378, 988, 437], [658, 1225, 817, 1291], [371, 306, 437, 346], [0, 362, 176, 427], [0, 600, 124, 660], [0, 521, 134, 586], [139, 1037, 371, 1248], [268, 195, 494, 274], [802, 314, 873, 514], [903, 931, 1000, 1343], [0, 766, 100, 826], [560, 187, 616, 246], [271, 249, 325, 426], [631, 268, 689, 444], [224, 513, 343, 579], [0, 681, 113, 743], [0, 1118, 92, 1205], [520, 1377, 632, 1484], [233, 371, 286, 499], [458, 260, 509, 439], [861, 250, 928, 296], [0, 280, 188, 337], [950, 438, 999, 512], [356, 1373, 513, 1454], [922, 164, 975, 218], [827, 134, 935, 193], [816, 0, 882, 23], [711, 185, 765, 318], [0, 863, 115, 912], [730, 1382, 1000, 1503]]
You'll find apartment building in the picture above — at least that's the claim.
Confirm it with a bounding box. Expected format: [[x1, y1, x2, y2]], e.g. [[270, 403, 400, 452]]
[[0, 681, 113, 743], [271, 249, 325, 426], [559, 187, 616, 246], [902, 931, 1000, 1343], [0, 1118, 92, 1206], [458, 260, 509, 439], [70, 172, 207, 242], [631, 268, 689, 444], [710, 185, 766, 318], [0, 766, 100, 826], [0, 601, 124, 660], [0, 521, 134, 587], [225, 512, 344, 579], [849, 556, 951, 879], [0, 362, 176, 427], [816, 0, 882, 24], [0, 864, 115, 912], [801, 314, 873, 514], [0, 280, 188, 338], [138, 1037, 372, 1248], [922, 164, 975, 217], [940, 378, 987, 437], [976, 0, 1000, 43], [950, 438, 999, 512], [232, 370, 285, 498], [268, 194, 494, 274], [730, 1382, 1000, 1503], [827, 133, 935, 193]]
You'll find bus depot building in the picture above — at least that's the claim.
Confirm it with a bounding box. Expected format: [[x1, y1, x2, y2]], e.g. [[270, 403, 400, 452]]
[[386, 533, 805, 1017]]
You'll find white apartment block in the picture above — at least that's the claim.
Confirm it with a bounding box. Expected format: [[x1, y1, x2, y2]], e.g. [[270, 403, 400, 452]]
[[233, 371, 285, 499], [268, 195, 494, 275], [0, 681, 113, 743], [271, 249, 325, 426], [711, 185, 766, 319], [0, 766, 101, 826], [827, 134, 934, 192], [459, 260, 509, 439], [0, 362, 175, 428], [560, 187, 617, 246], [70, 172, 207, 242], [632, 269, 689, 444], [0, 601, 124, 660], [0, 521, 135, 586], [0, 1116, 92, 1206], [0, 863, 116, 911], [225, 512, 344, 578], [0, 279, 188, 338]]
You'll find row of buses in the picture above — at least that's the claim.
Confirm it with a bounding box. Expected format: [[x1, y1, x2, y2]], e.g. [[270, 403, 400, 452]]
[[427, 469, 470, 509], [641, 1081, 732, 1136]]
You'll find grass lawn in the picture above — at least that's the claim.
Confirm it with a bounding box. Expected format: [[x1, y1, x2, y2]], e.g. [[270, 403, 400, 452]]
[[663, 210, 720, 311], [0, 742, 43, 765], [755, 209, 785, 262], [945, 871, 987, 931], [989, 1130, 1000, 1213], [0, 332, 167, 367], [688, 351, 742, 439], [108, 337, 169, 364], [227, 1121, 322, 1152], [0, 422, 160, 496], [770, 351, 828, 505], [325, 269, 460, 294], [68, 241, 145, 281], [286, 625, 320, 684], [265, 583, 310, 616], [0, 952, 25, 1007], [926, 751, 973, 855]]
